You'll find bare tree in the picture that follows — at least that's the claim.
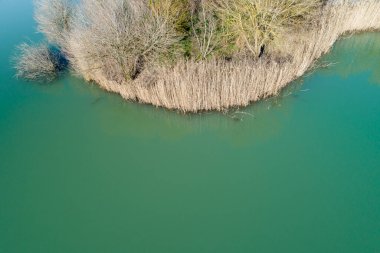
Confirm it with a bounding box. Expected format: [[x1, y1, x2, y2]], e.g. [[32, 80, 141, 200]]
[[67, 0, 183, 81], [191, 0, 220, 60]]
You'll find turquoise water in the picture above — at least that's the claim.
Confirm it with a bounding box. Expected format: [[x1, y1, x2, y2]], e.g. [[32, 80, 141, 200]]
[[1, 1, 380, 252]]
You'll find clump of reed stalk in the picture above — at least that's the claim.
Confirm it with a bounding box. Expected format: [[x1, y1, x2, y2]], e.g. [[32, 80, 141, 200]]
[[14, 43, 66, 82]]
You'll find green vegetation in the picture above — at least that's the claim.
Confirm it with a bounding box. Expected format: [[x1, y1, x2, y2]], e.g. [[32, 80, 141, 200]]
[[210, 0, 323, 57]]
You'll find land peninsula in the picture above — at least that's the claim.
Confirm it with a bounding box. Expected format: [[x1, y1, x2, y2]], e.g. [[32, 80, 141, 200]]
[[15, 0, 380, 112]]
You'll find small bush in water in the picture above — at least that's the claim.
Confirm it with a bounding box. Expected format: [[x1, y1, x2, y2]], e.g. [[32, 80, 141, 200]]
[[14, 43, 66, 82]]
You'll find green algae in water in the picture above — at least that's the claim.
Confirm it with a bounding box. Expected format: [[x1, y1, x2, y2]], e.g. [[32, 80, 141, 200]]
[[0, 1, 380, 253]]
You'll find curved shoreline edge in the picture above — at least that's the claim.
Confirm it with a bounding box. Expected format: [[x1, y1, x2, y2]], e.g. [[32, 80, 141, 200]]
[[78, 2, 380, 113]]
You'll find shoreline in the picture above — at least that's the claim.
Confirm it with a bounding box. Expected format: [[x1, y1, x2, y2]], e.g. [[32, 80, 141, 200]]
[[74, 1, 380, 113]]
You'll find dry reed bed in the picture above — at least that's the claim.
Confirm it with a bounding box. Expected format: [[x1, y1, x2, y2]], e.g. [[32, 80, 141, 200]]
[[80, 1, 380, 112]]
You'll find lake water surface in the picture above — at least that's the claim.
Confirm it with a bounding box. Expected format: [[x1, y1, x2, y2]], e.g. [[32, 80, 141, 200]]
[[0, 1, 380, 252]]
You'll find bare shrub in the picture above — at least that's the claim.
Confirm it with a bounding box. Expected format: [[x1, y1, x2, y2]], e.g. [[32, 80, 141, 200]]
[[67, 0, 185, 82], [34, 0, 73, 48], [14, 43, 65, 82], [149, 0, 191, 32], [190, 0, 222, 60]]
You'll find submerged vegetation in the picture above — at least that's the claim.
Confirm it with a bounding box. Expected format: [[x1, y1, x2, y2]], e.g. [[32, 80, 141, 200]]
[[14, 0, 380, 112]]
